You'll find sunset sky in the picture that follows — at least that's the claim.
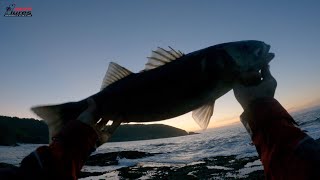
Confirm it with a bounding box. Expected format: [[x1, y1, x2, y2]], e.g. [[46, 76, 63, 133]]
[[0, 1, 319, 131]]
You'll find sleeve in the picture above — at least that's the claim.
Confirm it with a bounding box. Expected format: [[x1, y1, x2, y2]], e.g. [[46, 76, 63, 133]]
[[240, 97, 320, 179], [18, 120, 98, 180]]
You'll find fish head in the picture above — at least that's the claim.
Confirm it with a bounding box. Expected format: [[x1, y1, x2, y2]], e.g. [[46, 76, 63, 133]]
[[222, 40, 275, 72]]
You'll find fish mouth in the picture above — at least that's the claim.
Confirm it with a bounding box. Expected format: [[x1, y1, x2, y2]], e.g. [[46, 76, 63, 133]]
[[262, 44, 274, 64], [266, 52, 275, 63]]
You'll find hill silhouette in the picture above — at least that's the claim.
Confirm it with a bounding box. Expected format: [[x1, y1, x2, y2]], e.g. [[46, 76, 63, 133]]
[[109, 124, 188, 142], [0, 116, 190, 146], [0, 116, 48, 145]]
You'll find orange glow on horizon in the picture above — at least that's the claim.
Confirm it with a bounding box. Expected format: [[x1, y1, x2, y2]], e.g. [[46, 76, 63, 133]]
[[1, 96, 319, 133], [151, 97, 320, 132]]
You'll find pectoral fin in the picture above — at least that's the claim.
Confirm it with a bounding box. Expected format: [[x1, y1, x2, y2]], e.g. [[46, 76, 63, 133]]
[[192, 100, 215, 129]]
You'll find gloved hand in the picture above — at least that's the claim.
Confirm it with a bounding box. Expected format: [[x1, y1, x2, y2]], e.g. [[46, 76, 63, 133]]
[[233, 65, 277, 110], [76, 98, 121, 145], [233, 66, 277, 137]]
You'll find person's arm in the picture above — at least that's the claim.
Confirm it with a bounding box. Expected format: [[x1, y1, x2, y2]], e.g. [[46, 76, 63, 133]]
[[17, 99, 99, 180], [234, 66, 320, 179]]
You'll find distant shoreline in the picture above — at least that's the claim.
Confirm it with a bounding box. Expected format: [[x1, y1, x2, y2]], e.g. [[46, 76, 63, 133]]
[[0, 115, 198, 146]]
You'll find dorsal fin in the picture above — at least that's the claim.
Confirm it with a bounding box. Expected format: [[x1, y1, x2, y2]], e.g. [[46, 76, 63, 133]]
[[168, 46, 184, 57], [144, 46, 184, 71], [192, 100, 215, 129], [101, 62, 132, 90]]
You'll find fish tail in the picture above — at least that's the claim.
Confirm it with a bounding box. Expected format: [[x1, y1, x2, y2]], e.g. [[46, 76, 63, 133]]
[[31, 100, 87, 142]]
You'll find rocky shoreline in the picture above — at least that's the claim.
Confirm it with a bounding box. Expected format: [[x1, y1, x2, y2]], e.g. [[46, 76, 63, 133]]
[[78, 138, 320, 179], [1, 139, 319, 179], [78, 151, 264, 179], [0, 151, 263, 179], [115, 155, 264, 179]]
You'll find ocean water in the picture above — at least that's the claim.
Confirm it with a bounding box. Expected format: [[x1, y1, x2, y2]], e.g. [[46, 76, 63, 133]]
[[1, 107, 320, 179]]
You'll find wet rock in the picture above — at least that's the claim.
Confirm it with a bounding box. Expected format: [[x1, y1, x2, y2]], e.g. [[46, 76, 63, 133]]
[[0, 162, 17, 169], [85, 151, 158, 166], [118, 167, 146, 179], [118, 151, 157, 159], [79, 171, 107, 179], [85, 152, 118, 166], [115, 155, 264, 179], [246, 170, 265, 179]]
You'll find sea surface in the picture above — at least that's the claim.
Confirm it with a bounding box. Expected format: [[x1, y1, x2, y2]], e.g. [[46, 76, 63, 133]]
[[1, 106, 320, 179]]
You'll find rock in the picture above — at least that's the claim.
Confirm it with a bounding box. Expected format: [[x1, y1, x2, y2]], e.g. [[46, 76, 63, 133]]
[[118, 151, 156, 159], [246, 170, 265, 179], [79, 171, 107, 179], [85, 152, 119, 166], [115, 155, 264, 179], [0, 163, 17, 169], [85, 151, 158, 166]]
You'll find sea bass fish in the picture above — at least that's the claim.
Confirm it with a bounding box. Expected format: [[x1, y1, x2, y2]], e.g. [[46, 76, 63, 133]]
[[32, 40, 274, 141]]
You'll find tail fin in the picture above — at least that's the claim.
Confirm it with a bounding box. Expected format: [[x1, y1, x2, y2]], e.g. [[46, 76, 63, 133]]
[[32, 104, 64, 142], [31, 101, 85, 142]]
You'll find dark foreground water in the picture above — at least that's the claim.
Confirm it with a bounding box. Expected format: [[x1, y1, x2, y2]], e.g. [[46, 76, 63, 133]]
[[1, 107, 319, 179]]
